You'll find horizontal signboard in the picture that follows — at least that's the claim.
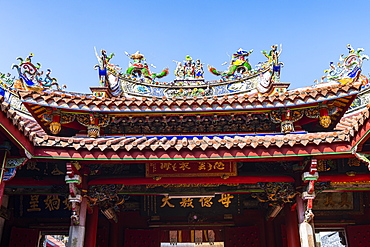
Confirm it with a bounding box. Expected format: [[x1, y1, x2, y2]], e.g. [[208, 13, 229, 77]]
[[146, 161, 237, 178]]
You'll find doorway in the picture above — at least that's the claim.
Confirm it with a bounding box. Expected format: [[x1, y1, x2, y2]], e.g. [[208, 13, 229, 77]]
[[39, 233, 68, 247], [315, 229, 346, 247]]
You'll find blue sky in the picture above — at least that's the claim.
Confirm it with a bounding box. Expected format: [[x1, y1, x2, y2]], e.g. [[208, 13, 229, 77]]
[[1, 0, 370, 93]]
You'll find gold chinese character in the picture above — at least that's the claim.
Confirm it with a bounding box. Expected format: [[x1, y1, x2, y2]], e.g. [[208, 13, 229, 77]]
[[218, 194, 234, 208], [26, 161, 40, 171], [63, 197, 72, 210], [198, 162, 206, 170], [208, 163, 213, 171], [179, 162, 190, 171], [324, 193, 335, 207], [51, 165, 64, 175], [160, 195, 175, 208], [348, 158, 360, 167], [160, 163, 177, 171], [339, 193, 350, 208], [213, 162, 225, 170], [44, 195, 61, 211], [199, 197, 213, 207], [27, 195, 41, 212], [180, 198, 194, 208]]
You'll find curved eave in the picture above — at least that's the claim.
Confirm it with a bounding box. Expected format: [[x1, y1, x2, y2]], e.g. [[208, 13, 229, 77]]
[[32, 143, 352, 162], [347, 105, 370, 151], [21, 93, 358, 115], [18, 80, 362, 115], [0, 99, 34, 155]]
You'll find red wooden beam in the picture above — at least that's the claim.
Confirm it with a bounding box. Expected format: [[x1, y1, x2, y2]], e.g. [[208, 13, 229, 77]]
[[351, 119, 370, 151], [0, 111, 34, 156], [6, 178, 65, 186], [318, 174, 370, 182], [88, 175, 295, 186]]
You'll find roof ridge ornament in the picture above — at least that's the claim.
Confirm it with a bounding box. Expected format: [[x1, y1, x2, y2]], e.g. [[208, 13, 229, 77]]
[[94, 47, 115, 87], [11, 53, 65, 91], [208, 45, 283, 84], [124, 51, 169, 82], [208, 48, 254, 80], [320, 44, 369, 85], [173, 55, 205, 82], [97, 45, 286, 98]]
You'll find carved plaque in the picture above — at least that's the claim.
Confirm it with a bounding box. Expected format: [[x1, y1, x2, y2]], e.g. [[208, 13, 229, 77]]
[[146, 161, 237, 177], [314, 192, 354, 210]]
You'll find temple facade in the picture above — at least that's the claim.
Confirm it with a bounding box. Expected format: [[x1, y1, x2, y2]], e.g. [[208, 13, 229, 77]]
[[1, 45, 370, 246]]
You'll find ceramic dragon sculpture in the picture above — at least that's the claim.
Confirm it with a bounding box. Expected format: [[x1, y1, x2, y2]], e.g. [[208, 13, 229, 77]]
[[125, 51, 168, 81], [208, 48, 253, 80]]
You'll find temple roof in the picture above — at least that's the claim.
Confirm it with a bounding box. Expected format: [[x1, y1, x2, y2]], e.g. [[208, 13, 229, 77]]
[[1, 91, 369, 160], [19, 80, 361, 113], [1, 45, 370, 161]]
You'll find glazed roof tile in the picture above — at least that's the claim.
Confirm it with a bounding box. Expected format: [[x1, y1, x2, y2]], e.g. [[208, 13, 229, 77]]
[[29, 131, 351, 152], [18, 81, 363, 113]]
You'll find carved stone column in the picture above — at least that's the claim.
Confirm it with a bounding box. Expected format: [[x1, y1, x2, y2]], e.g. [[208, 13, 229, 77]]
[[67, 198, 87, 247], [299, 158, 318, 247], [66, 162, 87, 247]]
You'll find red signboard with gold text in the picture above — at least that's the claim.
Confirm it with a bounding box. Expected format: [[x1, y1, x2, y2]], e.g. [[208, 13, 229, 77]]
[[146, 161, 237, 177]]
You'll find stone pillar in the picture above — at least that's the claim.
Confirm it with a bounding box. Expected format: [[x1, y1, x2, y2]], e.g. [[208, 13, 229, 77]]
[[84, 205, 99, 247], [299, 158, 319, 247], [67, 197, 87, 247], [284, 205, 300, 247], [297, 195, 315, 247], [66, 162, 87, 247], [299, 222, 315, 247]]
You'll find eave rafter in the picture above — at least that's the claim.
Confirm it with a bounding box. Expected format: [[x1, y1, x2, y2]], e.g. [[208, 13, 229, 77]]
[[0, 96, 34, 156], [33, 143, 352, 162]]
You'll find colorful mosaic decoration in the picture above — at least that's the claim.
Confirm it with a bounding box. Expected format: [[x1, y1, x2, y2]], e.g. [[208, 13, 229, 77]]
[[208, 48, 254, 80], [320, 45, 368, 84], [94, 48, 115, 87], [11, 53, 64, 91], [174, 55, 204, 81], [124, 51, 169, 82], [99, 45, 284, 98]]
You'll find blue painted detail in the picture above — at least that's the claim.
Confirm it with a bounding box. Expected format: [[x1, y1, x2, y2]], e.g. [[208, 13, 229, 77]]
[[0, 86, 5, 97], [99, 69, 107, 76], [20, 74, 35, 87], [3, 167, 17, 181], [273, 65, 281, 72], [348, 67, 360, 78]]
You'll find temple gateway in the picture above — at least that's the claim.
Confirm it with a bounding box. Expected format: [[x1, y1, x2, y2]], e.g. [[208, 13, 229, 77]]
[[1, 45, 370, 246]]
